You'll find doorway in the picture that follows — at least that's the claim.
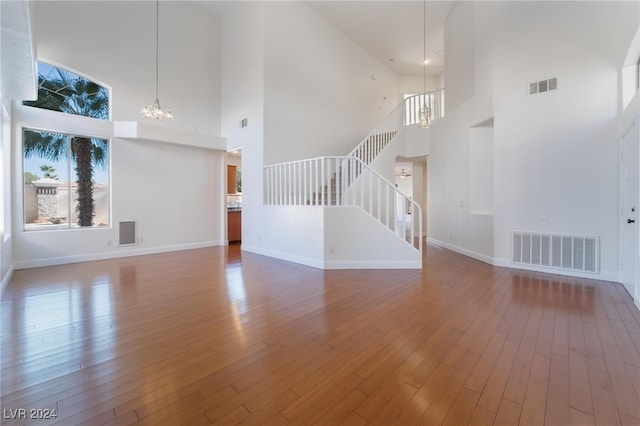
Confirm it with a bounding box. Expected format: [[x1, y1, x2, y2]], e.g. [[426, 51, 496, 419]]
[[227, 149, 242, 243], [395, 157, 427, 239], [620, 120, 638, 299]]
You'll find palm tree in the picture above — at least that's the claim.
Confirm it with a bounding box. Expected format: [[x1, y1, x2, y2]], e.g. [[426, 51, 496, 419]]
[[23, 65, 109, 227], [39, 164, 58, 180]]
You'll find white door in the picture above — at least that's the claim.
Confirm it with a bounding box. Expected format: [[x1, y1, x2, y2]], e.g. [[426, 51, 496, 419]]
[[620, 120, 638, 297]]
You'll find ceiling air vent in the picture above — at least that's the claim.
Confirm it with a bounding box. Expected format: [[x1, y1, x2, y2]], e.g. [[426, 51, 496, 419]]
[[529, 78, 558, 95]]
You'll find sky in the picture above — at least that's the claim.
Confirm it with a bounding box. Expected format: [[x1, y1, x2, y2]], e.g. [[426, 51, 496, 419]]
[[23, 141, 109, 186]]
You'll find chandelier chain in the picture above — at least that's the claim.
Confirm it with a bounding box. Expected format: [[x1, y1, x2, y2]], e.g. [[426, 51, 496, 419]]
[[155, 0, 159, 101], [419, 0, 430, 128], [423, 0, 426, 95], [141, 0, 173, 120]]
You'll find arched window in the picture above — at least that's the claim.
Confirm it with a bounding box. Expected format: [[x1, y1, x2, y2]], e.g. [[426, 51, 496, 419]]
[[23, 62, 110, 120]]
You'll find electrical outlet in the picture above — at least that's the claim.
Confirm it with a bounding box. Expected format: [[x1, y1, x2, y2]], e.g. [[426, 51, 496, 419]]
[[106, 239, 111, 246], [330, 246, 335, 254], [137, 236, 143, 243]]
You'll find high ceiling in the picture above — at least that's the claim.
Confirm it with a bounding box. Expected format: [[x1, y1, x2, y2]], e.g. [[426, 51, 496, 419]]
[[305, 1, 455, 76], [197, 1, 457, 77]]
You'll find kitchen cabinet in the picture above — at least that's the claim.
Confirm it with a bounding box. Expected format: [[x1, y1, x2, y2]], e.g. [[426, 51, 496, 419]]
[[228, 211, 241, 242], [227, 165, 237, 194]]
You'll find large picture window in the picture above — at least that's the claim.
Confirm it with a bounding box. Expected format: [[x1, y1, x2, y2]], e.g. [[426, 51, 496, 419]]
[[23, 129, 109, 230]]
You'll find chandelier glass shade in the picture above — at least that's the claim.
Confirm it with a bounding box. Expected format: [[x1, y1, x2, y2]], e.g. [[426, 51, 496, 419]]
[[141, 0, 173, 120], [419, 103, 431, 128], [141, 99, 173, 120]]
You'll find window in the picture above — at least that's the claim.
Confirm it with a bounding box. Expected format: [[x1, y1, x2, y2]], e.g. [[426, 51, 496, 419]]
[[23, 62, 109, 120], [23, 129, 109, 230], [21, 62, 111, 231]]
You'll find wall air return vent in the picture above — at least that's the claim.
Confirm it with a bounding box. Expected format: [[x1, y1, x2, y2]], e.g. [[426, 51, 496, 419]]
[[512, 231, 599, 273], [119, 221, 137, 246], [529, 78, 558, 95]]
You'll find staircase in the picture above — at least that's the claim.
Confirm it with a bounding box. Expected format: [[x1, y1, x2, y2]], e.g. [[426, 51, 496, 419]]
[[263, 89, 444, 256]]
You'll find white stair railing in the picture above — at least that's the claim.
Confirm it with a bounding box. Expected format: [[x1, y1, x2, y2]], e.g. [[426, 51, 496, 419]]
[[349, 103, 404, 165], [348, 88, 445, 165], [262, 89, 444, 255], [264, 156, 423, 252]]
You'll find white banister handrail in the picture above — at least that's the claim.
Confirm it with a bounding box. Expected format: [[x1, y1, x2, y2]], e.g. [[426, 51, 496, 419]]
[[348, 100, 405, 164], [261, 89, 445, 256], [264, 156, 423, 253], [347, 88, 445, 165]]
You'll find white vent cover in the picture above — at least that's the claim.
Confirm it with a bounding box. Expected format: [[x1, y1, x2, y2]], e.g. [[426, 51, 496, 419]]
[[119, 221, 137, 246], [529, 78, 558, 95], [512, 232, 599, 273]]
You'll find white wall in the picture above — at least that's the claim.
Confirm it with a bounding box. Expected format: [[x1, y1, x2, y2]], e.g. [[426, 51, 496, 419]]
[[11, 1, 226, 268], [324, 207, 421, 268], [428, 1, 639, 278], [263, 2, 400, 164], [398, 75, 441, 96], [32, 1, 221, 136], [220, 1, 265, 251], [227, 1, 422, 267], [1, 103, 13, 293], [491, 1, 636, 279]]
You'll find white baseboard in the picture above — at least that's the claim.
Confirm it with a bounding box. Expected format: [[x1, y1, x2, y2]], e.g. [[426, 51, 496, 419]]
[[324, 260, 422, 269], [1, 266, 13, 296], [492, 258, 619, 282], [13, 240, 226, 270], [426, 238, 494, 265], [242, 245, 422, 270], [427, 237, 619, 282], [241, 244, 325, 269]]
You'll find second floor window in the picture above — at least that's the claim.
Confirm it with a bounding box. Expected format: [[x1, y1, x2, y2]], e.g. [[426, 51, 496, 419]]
[[23, 62, 110, 120]]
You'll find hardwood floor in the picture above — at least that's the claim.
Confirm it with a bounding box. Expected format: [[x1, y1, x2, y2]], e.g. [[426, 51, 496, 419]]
[[1, 243, 639, 425]]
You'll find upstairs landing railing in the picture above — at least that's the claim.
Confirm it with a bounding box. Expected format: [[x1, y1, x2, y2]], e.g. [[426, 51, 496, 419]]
[[404, 88, 445, 126]]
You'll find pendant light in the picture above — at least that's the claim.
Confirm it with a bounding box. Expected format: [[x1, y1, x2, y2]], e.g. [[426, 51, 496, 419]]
[[141, 0, 173, 120], [419, 0, 431, 128]]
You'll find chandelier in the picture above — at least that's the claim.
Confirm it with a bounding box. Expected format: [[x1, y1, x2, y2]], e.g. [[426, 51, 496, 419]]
[[141, 0, 173, 120], [419, 0, 431, 128]]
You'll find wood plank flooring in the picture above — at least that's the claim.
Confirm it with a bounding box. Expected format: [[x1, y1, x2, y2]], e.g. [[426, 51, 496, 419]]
[[1, 243, 639, 425]]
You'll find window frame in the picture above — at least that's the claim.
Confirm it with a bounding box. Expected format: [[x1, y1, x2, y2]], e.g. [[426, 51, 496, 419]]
[[24, 60, 112, 121], [22, 127, 111, 232], [19, 60, 113, 233]]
